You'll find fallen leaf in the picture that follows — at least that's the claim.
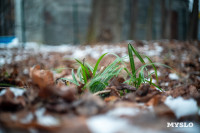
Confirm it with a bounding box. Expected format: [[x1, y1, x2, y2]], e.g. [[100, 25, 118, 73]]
[[29, 65, 54, 90]]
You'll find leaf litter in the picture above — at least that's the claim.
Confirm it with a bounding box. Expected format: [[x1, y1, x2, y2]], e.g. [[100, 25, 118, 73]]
[[0, 40, 200, 133]]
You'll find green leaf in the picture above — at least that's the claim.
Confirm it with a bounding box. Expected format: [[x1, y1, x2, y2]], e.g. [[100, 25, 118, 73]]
[[93, 53, 108, 77], [75, 59, 90, 83], [128, 44, 136, 77], [124, 68, 132, 77], [129, 44, 145, 64], [71, 69, 79, 86], [77, 66, 84, 83], [144, 55, 158, 84], [86, 63, 94, 72], [0, 83, 16, 87]]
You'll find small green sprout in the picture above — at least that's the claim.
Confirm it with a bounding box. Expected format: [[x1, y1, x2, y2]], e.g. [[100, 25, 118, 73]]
[[125, 43, 171, 91], [61, 53, 123, 93]]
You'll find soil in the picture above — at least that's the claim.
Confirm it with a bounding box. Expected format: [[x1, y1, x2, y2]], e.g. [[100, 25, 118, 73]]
[[0, 40, 200, 133]]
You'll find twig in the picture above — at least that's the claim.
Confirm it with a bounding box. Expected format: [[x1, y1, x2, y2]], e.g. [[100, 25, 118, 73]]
[[93, 90, 111, 96]]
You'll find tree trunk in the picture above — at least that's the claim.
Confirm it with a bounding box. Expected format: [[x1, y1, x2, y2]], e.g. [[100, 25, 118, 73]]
[[86, 0, 124, 44], [165, 0, 172, 39], [129, 0, 138, 39], [146, 0, 155, 40], [161, 0, 166, 39], [187, 0, 199, 40]]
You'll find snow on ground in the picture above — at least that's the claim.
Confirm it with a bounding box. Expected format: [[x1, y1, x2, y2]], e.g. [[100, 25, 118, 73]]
[[20, 112, 34, 124], [0, 41, 129, 66], [169, 73, 179, 80], [164, 96, 199, 118], [139, 42, 163, 57], [0, 40, 166, 67], [0, 87, 26, 97], [87, 107, 162, 133], [35, 108, 60, 126]]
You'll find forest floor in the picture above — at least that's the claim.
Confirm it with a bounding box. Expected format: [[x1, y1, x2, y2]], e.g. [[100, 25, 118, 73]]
[[0, 40, 200, 133]]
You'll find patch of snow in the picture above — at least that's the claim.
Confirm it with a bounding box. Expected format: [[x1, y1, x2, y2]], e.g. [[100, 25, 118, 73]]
[[21, 113, 34, 124], [144, 43, 163, 57], [14, 54, 28, 62], [87, 107, 162, 133], [72, 49, 89, 59], [10, 87, 26, 97], [0, 88, 25, 97], [0, 89, 7, 96], [161, 82, 169, 86], [0, 58, 6, 66], [107, 107, 140, 117], [7, 38, 19, 48], [147, 78, 156, 84], [169, 73, 179, 80], [164, 96, 198, 118], [23, 68, 29, 75], [149, 70, 161, 76], [35, 108, 59, 126], [10, 114, 17, 121], [87, 115, 161, 133]]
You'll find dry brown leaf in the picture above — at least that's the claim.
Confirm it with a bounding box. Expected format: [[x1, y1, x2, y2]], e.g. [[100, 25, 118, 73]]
[[29, 65, 54, 90], [146, 95, 161, 106], [104, 96, 118, 102]]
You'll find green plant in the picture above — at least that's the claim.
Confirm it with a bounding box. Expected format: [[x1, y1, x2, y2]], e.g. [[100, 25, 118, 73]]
[[124, 43, 170, 91], [61, 44, 171, 93], [61, 53, 123, 93]]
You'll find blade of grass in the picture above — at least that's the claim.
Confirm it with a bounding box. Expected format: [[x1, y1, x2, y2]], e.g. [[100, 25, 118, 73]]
[[129, 43, 145, 64], [144, 55, 158, 84], [93, 53, 108, 77], [128, 44, 136, 77], [77, 66, 84, 83], [71, 69, 79, 86]]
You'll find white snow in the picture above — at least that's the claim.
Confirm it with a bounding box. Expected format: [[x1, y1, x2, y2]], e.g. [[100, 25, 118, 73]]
[[0, 89, 7, 96], [149, 70, 161, 76], [0, 87, 25, 97], [107, 107, 140, 117], [7, 38, 19, 48], [87, 107, 161, 133], [169, 73, 179, 80], [164, 96, 199, 118], [142, 43, 163, 57], [21, 112, 34, 124], [35, 108, 60, 126], [10, 87, 26, 97], [87, 116, 160, 133]]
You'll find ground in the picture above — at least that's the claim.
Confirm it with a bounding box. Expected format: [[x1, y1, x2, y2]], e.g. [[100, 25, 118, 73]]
[[0, 40, 200, 133]]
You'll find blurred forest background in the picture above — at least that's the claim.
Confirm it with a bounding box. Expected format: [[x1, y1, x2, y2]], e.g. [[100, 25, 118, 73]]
[[0, 0, 199, 45]]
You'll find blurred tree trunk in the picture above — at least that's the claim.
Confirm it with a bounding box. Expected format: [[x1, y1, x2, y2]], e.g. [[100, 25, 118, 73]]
[[165, 0, 172, 39], [161, 0, 166, 39], [187, 0, 199, 40], [146, 0, 155, 40], [129, 0, 138, 39], [86, 0, 124, 44]]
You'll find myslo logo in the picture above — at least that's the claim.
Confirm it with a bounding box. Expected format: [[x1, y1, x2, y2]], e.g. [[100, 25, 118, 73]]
[[167, 122, 193, 128]]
